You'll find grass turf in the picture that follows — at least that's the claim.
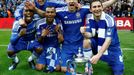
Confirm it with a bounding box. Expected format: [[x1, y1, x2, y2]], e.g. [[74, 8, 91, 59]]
[[0, 30, 134, 75]]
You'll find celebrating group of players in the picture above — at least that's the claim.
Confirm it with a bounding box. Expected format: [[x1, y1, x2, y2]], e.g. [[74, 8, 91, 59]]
[[7, 0, 124, 75]]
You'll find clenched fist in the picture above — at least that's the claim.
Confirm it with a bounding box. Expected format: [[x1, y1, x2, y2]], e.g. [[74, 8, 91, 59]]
[[19, 28, 26, 36], [41, 27, 50, 37], [80, 26, 86, 34]]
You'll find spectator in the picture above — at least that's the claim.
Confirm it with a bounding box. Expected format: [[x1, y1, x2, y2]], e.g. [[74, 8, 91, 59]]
[[113, 2, 122, 17], [7, 9, 12, 18], [121, 1, 131, 17], [125, 5, 132, 17], [1, 5, 8, 17], [131, 3, 134, 18]]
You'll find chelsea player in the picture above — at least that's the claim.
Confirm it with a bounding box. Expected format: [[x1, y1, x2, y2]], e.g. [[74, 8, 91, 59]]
[[7, 6, 41, 70], [80, 0, 124, 75], [34, 6, 63, 72], [14, 0, 66, 27], [56, 0, 117, 72]]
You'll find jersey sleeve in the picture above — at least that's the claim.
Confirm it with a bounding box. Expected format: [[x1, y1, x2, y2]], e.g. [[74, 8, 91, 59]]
[[14, 2, 25, 20], [86, 22, 92, 33], [85, 14, 93, 33], [55, 17, 61, 24], [36, 21, 43, 38], [105, 14, 115, 38], [36, 28, 42, 38], [105, 27, 114, 38], [10, 21, 21, 45], [81, 5, 90, 15]]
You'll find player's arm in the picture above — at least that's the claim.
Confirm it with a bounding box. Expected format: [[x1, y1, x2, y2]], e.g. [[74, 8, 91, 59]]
[[81, 14, 93, 39], [80, 26, 92, 39], [25, 2, 67, 18], [14, 1, 28, 27], [48, 2, 67, 8], [10, 32, 21, 45], [102, 0, 117, 9], [10, 26, 26, 45], [90, 37, 111, 64], [35, 7, 46, 17], [25, 1, 46, 17], [55, 24, 64, 43], [54, 17, 64, 43], [14, 2, 25, 20], [90, 25, 114, 64], [37, 26, 50, 43]]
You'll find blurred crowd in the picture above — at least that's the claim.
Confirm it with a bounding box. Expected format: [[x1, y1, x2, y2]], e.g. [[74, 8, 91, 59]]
[[0, 0, 24, 18], [0, 0, 134, 18], [104, 0, 134, 18]]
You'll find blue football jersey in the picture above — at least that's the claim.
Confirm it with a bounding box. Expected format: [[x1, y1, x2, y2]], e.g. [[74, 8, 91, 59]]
[[14, 0, 66, 20], [56, 6, 90, 44], [36, 18, 59, 47], [86, 12, 120, 51], [10, 20, 37, 45]]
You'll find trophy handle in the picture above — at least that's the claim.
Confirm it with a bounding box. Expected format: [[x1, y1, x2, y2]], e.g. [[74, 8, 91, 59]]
[[66, 60, 76, 74]]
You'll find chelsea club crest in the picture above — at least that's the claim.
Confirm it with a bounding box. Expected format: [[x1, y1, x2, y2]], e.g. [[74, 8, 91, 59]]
[[76, 12, 80, 18]]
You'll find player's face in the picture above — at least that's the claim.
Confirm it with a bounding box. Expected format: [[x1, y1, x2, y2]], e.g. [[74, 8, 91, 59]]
[[36, 0, 45, 6], [45, 7, 56, 23], [66, 0, 78, 12], [90, 1, 103, 18], [23, 7, 34, 23]]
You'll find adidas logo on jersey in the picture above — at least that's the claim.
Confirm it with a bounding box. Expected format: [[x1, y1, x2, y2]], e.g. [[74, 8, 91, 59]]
[[64, 16, 68, 19]]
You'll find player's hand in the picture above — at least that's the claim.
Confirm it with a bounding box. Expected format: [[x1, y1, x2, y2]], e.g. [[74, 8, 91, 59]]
[[55, 25, 63, 34], [55, 25, 60, 33], [19, 28, 26, 36], [90, 53, 102, 64], [41, 27, 50, 37], [19, 19, 27, 27], [58, 33, 64, 43], [25, 1, 35, 11], [80, 26, 86, 34]]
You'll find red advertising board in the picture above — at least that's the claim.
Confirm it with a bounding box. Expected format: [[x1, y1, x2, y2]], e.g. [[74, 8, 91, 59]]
[[115, 17, 134, 30], [0, 18, 15, 29], [0, 17, 133, 30]]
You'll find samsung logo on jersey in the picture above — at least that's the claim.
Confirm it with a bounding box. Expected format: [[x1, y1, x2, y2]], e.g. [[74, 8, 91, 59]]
[[64, 19, 82, 24], [47, 34, 56, 37]]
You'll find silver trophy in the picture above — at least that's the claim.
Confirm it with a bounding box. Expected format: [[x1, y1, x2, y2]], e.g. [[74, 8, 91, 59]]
[[66, 47, 93, 75]]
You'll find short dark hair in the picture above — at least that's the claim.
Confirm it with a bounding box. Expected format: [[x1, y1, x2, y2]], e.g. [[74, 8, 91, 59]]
[[45, 6, 56, 11], [90, 0, 103, 8]]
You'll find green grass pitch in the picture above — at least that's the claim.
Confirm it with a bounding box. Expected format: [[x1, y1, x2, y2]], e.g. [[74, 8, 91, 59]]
[[0, 29, 134, 75]]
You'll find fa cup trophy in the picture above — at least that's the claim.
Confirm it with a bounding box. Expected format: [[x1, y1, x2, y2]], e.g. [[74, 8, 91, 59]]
[[66, 47, 93, 75]]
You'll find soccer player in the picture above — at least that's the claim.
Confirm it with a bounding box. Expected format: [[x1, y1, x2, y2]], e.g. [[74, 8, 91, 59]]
[[34, 6, 63, 72], [15, 0, 66, 27], [7, 6, 42, 70], [56, 0, 117, 73], [80, 0, 124, 75]]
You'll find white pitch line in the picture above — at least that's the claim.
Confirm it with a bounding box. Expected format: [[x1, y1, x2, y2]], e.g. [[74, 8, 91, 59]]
[[0, 45, 8, 47], [122, 48, 134, 51], [0, 44, 133, 51]]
